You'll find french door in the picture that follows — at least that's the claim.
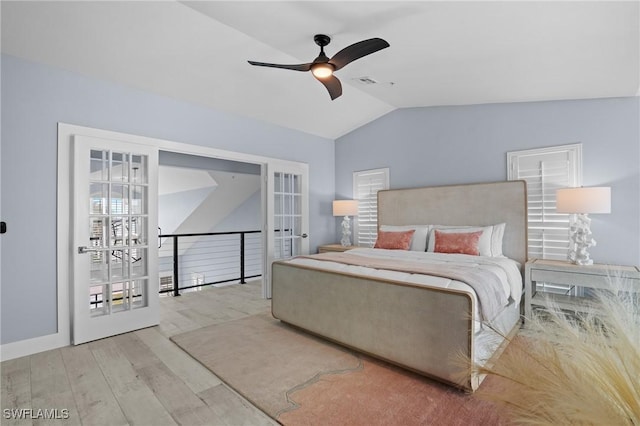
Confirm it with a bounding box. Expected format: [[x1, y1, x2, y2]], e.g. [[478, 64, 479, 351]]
[[264, 161, 309, 298], [72, 135, 159, 344]]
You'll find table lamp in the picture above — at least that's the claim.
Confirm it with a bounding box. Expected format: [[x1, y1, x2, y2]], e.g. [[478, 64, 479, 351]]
[[333, 200, 359, 246], [556, 187, 611, 265]]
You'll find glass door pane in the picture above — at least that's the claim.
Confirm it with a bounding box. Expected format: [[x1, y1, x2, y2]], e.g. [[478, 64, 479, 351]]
[[88, 149, 149, 316], [273, 172, 303, 260], [265, 161, 308, 299]]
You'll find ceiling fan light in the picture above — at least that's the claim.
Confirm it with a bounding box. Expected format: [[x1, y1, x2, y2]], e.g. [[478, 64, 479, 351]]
[[311, 63, 334, 79]]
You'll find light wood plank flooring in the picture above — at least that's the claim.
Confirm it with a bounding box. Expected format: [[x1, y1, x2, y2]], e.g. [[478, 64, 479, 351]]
[[1, 280, 277, 426]]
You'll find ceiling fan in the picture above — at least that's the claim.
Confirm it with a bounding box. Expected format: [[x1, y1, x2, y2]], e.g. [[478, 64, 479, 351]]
[[248, 34, 390, 100]]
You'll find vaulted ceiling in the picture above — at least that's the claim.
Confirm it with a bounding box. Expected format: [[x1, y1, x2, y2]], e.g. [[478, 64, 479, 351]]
[[2, 1, 638, 139]]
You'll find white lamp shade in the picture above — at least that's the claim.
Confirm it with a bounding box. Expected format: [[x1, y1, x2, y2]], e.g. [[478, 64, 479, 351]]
[[333, 200, 359, 216], [556, 187, 611, 214]]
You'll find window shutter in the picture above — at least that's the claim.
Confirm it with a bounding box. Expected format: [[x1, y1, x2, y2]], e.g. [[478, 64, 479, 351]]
[[508, 144, 582, 261], [353, 168, 389, 247]]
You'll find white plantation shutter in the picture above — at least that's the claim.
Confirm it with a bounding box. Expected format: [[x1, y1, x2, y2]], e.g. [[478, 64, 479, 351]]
[[353, 168, 389, 247], [508, 144, 582, 261]]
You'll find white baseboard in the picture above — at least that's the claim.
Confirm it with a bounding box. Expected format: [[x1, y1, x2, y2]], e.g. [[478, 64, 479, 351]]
[[0, 332, 69, 361]]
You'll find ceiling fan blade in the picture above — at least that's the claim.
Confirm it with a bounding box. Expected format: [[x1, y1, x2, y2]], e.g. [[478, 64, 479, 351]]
[[329, 38, 390, 71], [247, 61, 312, 72], [314, 74, 342, 100]]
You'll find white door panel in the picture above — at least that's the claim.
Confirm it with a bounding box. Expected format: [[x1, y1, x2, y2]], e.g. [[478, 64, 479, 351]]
[[264, 161, 309, 298], [72, 135, 159, 344]]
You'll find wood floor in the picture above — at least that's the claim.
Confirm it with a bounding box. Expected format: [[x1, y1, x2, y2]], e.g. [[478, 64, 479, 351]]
[[1, 280, 278, 426]]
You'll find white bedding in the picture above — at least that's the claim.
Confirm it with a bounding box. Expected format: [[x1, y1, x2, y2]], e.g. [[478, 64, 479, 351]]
[[288, 247, 523, 332]]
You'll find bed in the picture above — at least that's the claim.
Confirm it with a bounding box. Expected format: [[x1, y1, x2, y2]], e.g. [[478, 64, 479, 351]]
[[271, 180, 527, 392]]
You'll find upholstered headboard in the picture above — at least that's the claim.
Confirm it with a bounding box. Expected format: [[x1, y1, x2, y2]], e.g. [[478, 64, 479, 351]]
[[377, 180, 527, 267]]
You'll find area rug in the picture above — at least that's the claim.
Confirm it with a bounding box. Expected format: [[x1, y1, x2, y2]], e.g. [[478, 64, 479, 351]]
[[171, 313, 511, 425]]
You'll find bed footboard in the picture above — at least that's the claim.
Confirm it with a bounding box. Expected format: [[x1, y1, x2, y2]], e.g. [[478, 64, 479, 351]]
[[272, 261, 477, 391]]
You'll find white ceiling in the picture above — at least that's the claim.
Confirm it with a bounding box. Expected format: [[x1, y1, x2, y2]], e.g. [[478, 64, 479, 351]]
[[2, 1, 638, 139]]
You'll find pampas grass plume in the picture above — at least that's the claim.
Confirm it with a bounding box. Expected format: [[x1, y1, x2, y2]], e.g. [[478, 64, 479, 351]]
[[474, 276, 640, 425]]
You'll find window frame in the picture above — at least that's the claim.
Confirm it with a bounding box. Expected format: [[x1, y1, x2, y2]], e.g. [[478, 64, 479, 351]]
[[507, 143, 583, 261], [508, 143, 584, 295], [352, 168, 389, 247]]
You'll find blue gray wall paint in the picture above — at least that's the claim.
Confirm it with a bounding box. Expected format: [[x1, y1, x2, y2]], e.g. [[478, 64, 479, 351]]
[[2, 51, 638, 346], [0, 54, 335, 344], [335, 98, 640, 266]]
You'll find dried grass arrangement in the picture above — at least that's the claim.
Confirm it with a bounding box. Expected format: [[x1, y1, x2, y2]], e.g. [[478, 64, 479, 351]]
[[474, 278, 640, 425]]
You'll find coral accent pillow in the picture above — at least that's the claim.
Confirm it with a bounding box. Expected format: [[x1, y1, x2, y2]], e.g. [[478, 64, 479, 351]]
[[374, 230, 416, 250], [433, 230, 483, 255]]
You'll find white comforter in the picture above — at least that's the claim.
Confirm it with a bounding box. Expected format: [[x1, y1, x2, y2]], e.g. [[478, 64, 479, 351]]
[[287, 248, 523, 327]]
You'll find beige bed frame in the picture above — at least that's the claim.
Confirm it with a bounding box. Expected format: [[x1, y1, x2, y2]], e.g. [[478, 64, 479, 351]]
[[272, 180, 527, 391]]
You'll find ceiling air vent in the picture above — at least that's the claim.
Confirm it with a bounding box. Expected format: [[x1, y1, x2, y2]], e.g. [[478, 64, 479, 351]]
[[353, 76, 379, 85]]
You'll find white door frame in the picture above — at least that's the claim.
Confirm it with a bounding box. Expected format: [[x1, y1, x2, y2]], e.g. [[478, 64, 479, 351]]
[[0, 122, 307, 359]]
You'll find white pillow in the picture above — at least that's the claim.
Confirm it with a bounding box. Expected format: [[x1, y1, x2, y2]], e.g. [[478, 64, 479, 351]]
[[379, 225, 431, 252], [427, 223, 506, 257]]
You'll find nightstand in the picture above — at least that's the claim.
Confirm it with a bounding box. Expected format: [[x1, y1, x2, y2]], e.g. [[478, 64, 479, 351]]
[[318, 244, 358, 253], [524, 259, 640, 318]]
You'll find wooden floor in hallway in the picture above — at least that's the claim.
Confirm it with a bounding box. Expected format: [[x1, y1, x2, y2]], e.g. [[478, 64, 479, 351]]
[[1, 280, 276, 426]]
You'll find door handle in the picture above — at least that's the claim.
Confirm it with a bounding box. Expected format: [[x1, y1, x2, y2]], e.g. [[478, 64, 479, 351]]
[[301, 233, 308, 238], [78, 246, 101, 254]]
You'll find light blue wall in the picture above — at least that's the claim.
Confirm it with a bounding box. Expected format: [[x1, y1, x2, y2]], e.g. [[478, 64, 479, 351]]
[[3, 50, 637, 346], [336, 98, 640, 266], [0, 54, 335, 344]]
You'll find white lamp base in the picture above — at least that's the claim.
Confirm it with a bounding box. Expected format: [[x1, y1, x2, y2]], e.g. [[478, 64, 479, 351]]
[[568, 213, 596, 265], [340, 215, 352, 247]]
